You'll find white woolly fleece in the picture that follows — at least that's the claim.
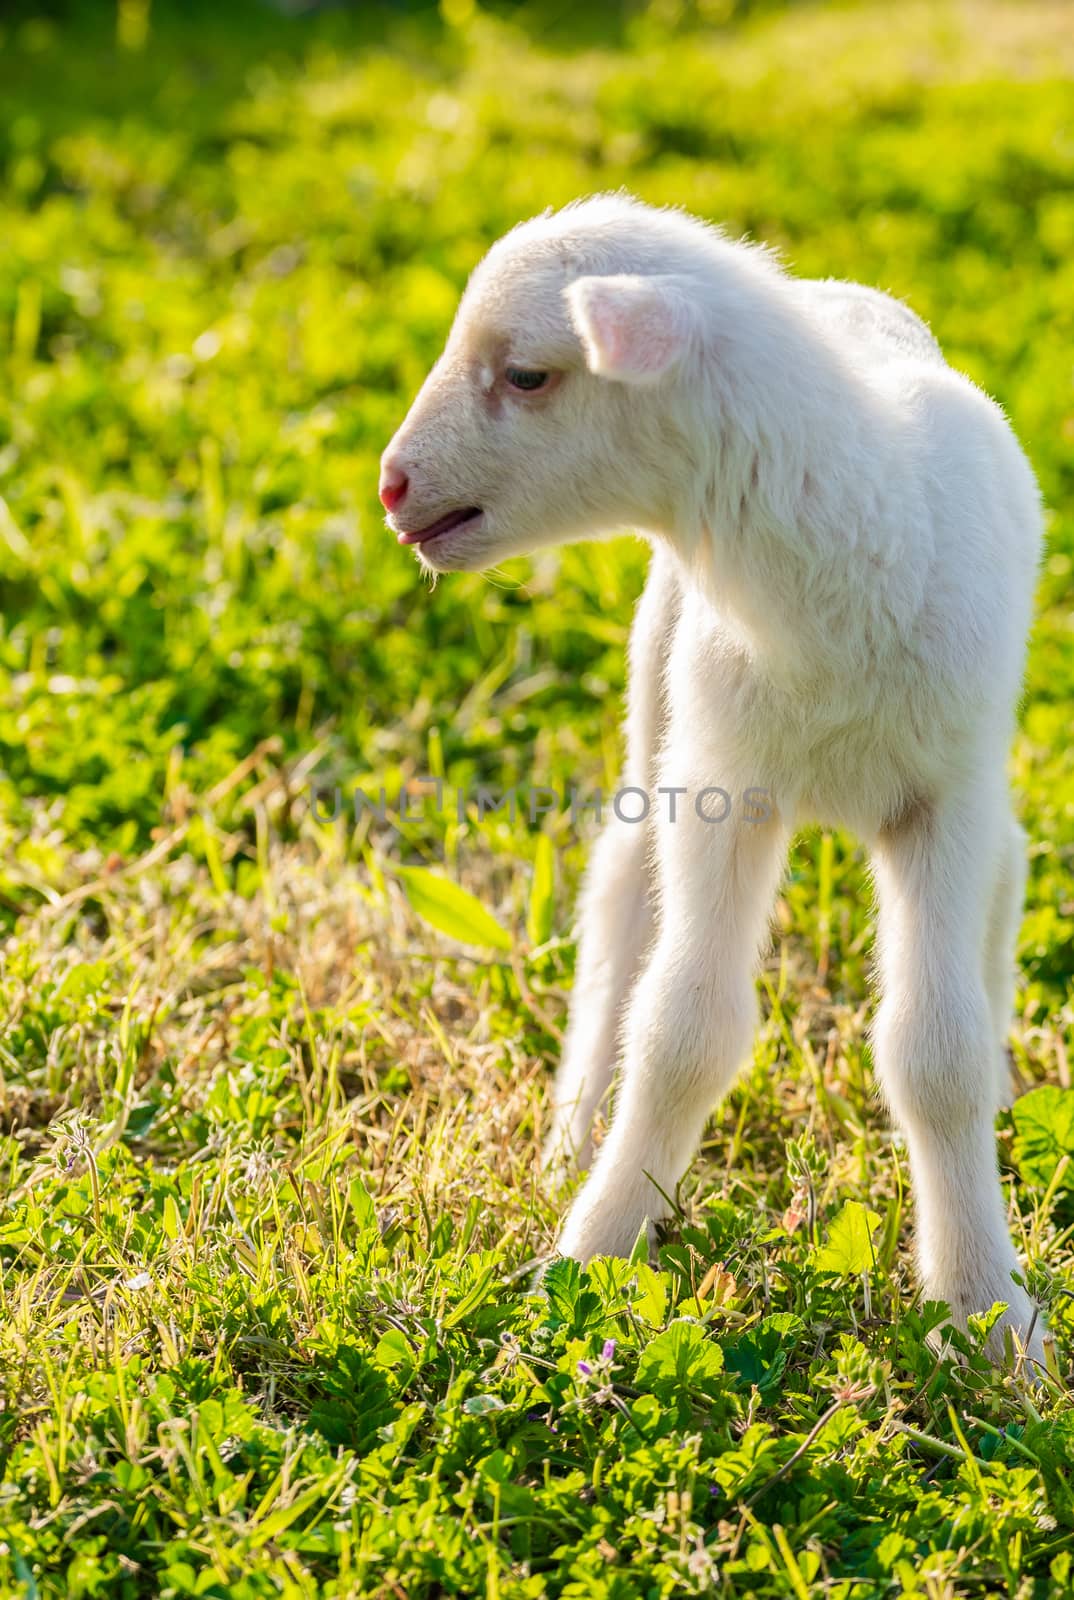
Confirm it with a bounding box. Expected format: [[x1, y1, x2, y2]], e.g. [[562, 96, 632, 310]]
[[382, 195, 1046, 1367]]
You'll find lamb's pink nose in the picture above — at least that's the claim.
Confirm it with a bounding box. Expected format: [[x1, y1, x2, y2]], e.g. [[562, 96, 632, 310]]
[[379, 462, 409, 513]]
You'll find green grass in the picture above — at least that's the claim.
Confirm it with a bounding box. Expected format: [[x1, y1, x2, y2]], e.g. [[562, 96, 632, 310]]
[[2, 0, 1074, 1594]]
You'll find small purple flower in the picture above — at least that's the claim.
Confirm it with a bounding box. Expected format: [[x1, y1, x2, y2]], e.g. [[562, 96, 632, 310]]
[[601, 1339, 617, 1362], [577, 1359, 593, 1376]]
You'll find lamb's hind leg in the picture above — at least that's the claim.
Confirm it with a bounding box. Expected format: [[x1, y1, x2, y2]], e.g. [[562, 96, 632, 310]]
[[543, 553, 679, 1174], [871, 784, 1046, 1367], [983, 812, 1028, 1110]]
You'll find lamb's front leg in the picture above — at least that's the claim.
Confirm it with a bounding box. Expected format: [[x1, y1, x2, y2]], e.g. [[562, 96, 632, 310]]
[[872, 784, 1048, 1369], [543, 813, 655, 1172], [557, 782, 788, 1263], [544, 550, 679, 1175]]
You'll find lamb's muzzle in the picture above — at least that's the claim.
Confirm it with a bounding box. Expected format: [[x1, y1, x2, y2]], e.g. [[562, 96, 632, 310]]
[[378, 460, 409, 513], [394, 507, 484, 547], [382, 193, 1050, 1372]]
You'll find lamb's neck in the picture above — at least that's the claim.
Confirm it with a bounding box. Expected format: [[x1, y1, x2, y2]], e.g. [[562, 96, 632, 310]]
[[665, 276, 878, 677]]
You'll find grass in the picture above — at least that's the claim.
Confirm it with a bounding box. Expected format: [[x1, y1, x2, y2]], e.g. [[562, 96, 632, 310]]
[[1, 0, 1074, 1593]]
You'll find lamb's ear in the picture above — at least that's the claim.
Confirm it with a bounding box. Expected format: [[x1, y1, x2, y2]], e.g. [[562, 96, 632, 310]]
[[565, 274, 692, 385]]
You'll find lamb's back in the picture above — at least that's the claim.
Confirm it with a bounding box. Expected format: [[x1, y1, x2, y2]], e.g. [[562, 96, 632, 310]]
[[799, 279, 944, 366]]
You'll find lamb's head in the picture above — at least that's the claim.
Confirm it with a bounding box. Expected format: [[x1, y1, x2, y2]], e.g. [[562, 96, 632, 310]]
[[379, 197, 708, 573]]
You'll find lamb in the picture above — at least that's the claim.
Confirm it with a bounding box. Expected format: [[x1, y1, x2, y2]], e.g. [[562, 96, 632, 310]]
[[379, 194, 1047, 1367]]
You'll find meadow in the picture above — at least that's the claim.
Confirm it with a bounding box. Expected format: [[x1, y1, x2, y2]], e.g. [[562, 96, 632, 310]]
[[1, 0, 1074, 1593]]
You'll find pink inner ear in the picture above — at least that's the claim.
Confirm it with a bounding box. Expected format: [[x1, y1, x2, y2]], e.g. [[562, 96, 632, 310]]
[[622, 315, 680, 376], [571, 276, 685, 383], [587, 296, 631, 370]]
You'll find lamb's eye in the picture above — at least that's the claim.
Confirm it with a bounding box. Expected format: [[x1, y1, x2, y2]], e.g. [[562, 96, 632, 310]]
[[505, 366, 550, 392]]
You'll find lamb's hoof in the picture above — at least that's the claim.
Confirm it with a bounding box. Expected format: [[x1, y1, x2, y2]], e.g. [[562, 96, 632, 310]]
[[930, 1291, 1052, 1380], [556, 1207, 656, 1267]]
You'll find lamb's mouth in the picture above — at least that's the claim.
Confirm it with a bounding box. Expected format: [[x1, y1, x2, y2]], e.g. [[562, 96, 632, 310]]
[[396, 507, 483, 546]]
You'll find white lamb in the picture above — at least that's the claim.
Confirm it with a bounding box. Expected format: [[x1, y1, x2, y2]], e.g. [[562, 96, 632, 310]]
[[379, 195, 1047, 1366]]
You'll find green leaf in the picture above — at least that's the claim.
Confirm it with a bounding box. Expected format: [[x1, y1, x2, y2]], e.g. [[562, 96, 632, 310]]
[[814, 1200, 882, 1275], [54, 960, 109, 1002], [635, 1319, 724, 1398], [1010, 1085, 1074, 1187], [373, 1328, 413, 1370], [376, 1401, 425, 1454], [462, 1393, 506, 1416], [725, 1313, 805, 1394], [541, 1256, 581, 1319], [630, 1263, 669, 1328], [394, 864, 512, 951], [628, 1216, 651, 1265], [348, 1176, 376, 1233], [526, 832, 555, 946], [443, 1256, 500, 1327], [161, 1194, 181, 1242]]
